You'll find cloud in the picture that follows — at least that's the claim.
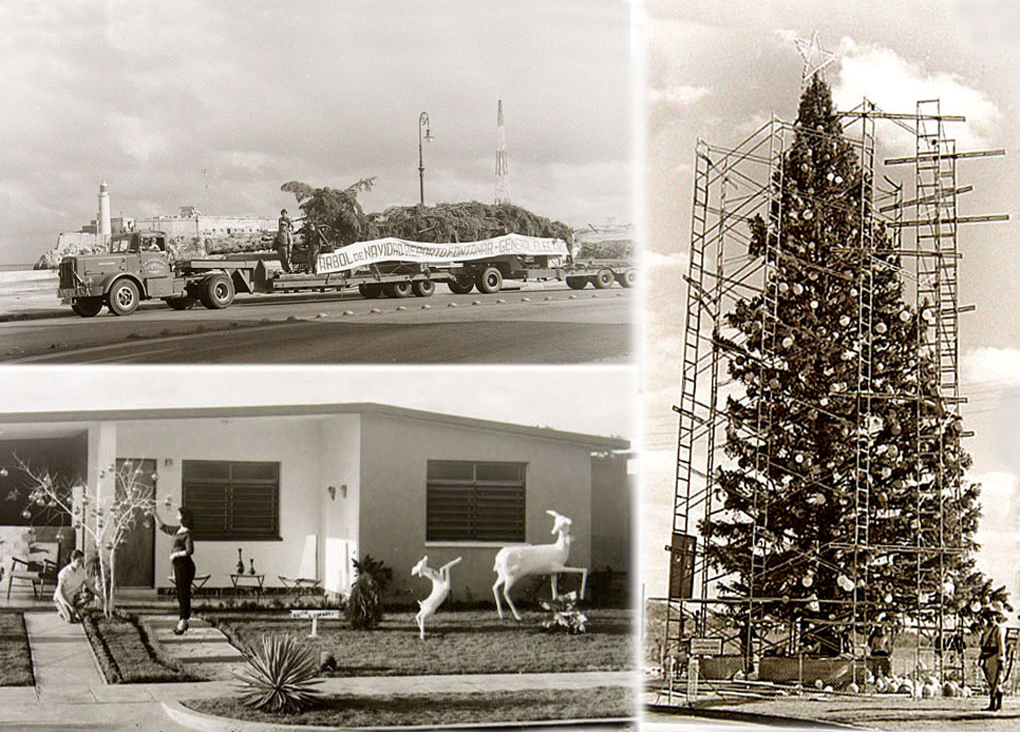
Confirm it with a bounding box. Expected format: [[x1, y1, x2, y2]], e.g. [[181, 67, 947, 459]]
[[963, 346, 1020, 388], [833, 38, 1000, 151], [649, 85, 712, 109]]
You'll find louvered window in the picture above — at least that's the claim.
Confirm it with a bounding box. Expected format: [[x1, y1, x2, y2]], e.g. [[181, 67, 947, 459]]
[[182, 461, 280, 540], [426, 461, 525, 542]]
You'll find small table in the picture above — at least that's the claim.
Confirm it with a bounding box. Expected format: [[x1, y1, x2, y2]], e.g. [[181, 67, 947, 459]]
[[230, 573, 265, 598], [290, 608, 342, 638], [278, 576, 323, 600]]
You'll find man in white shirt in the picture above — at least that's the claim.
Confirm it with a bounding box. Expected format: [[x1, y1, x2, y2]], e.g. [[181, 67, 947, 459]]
[[53, 550, 96, 623]]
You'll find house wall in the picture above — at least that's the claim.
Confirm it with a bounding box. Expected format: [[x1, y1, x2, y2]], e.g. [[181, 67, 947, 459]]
[[317, 415, 361, 594], [115, 416, 351, 590], [590, 452, 632, 571], [357, 412, 594, 605]]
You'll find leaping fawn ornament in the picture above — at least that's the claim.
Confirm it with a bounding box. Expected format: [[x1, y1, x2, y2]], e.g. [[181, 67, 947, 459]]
[[411, 555, 462, 640]]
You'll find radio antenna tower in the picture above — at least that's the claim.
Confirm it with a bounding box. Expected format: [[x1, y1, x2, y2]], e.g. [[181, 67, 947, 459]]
[[495, 99, 511, 205]]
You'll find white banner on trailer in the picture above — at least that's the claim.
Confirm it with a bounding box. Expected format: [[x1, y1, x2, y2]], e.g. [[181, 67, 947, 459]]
[[315, 233, 568, 275]]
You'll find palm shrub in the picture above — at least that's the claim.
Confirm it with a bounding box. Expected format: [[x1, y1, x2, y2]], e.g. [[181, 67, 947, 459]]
[[234, 635, 322, 713], [346, 555, 393, 630]]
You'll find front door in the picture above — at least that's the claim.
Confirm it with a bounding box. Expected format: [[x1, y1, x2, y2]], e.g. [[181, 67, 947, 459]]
[[114, 458, 156, 588]]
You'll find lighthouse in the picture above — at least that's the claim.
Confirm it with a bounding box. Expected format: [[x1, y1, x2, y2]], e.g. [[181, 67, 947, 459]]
[[98, 181, 111, 242]]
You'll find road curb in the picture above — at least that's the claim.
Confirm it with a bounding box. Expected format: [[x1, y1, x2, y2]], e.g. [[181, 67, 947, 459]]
[[646, 702, 871, 730], [164, 702, 634, 732]]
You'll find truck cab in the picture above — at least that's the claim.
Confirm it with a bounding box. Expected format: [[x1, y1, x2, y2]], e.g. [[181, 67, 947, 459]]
[[58, 230, 187, 316]]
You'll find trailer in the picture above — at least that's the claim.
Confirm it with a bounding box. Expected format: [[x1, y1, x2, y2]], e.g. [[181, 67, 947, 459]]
[[57, 229, 634, 317]]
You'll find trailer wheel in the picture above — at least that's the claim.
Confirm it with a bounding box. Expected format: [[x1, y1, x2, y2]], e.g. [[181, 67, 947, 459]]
[[199, 272, 235, 309], [593, 269, 615, 289], [107, 279, 140, 316], [447, 275, 474, 295], [617, 269, 636, 288], [359, 283, 383, 299], [412, 280, 435, 297], [383, 281, 413, 298], [165, 291, 198, 310], [71, 298, 103, 318], [476, 266, 503, 294], [566, 276, 588, 290]]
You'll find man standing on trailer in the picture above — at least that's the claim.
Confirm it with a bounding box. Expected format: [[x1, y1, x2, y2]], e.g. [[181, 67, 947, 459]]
[[276, 208, 293, 273]]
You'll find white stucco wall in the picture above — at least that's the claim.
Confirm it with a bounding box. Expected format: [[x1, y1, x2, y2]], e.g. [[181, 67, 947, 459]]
[[115, 415, 354, 590], [358, 412, 594, 604], [317, 414, 361, 594]]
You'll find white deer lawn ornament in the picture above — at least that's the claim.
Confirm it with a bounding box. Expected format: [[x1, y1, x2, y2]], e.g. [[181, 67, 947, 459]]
[[492, 509, 588, 621], [411, 555, 462, 640]]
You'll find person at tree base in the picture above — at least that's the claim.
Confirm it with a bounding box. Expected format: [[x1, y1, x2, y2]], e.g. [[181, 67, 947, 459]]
[[53, 549, 96, 623], [979, 603, 1006, 711], [156, 506, 196, 635], [276, 208, 293, 273], [867, 620, 893, 679]]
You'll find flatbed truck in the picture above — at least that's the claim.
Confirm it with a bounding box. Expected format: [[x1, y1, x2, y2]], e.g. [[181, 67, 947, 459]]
[[58, 229, 634, 317]]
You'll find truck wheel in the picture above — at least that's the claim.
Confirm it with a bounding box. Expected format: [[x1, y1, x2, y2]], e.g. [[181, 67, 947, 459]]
[[71, 298, 103, 318], [447, 275, 474, 295], [593, 269, 615, 289], [566, 276, 588, 290], [359, 283, 383, 299], [475, 266, 503, 294], [412, 280, 435, 297], [165, 291, 197, 310], [107, 279, 140, 316], [617, 269, 636, 288], [199, 273, 235, 309], [383, 282, 413, 298]]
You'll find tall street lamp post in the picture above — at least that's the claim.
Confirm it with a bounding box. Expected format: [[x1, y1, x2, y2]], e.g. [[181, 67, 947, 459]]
[[418, 111, 432, 205]]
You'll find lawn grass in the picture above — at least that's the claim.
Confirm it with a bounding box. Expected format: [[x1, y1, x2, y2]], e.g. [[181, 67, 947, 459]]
[[0, 613, 34, 686], [83, 612, 201, 684], [188, 686, 634, 727], [207, 608, 634, 676]]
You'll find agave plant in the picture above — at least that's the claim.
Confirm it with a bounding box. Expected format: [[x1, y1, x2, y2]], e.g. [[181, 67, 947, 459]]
[[234, 635, 323, 713]]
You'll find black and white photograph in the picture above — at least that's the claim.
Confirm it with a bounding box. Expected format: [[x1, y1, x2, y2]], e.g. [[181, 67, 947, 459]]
[[641, 2, 1020, 731], [0, 1, 633, 365], [0, 367, 637, 730]]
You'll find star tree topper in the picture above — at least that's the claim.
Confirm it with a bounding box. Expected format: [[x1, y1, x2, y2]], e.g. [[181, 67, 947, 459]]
[[795, 31, 836, 87]]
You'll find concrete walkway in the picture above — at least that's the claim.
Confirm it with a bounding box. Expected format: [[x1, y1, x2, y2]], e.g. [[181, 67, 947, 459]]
[[0, 611, 636, 731], [142, 615, 246, 680]]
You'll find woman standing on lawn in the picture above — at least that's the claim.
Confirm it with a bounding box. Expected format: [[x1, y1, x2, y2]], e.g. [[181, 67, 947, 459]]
[[156, 506, 196, 635]]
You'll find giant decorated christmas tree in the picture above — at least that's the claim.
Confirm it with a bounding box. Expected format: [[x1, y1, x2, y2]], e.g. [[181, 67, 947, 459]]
[[706, 75, 996, 653]]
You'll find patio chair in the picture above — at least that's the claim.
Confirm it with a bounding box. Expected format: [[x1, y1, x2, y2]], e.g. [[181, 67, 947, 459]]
[[278, 575, 323, 601], [6, 542, 60, 600], [165, 573, 211, 598]]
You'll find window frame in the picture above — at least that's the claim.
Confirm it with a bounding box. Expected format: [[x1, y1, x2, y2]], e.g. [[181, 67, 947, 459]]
[[181, 459, 281, 541], [425, 459, 527, 545]]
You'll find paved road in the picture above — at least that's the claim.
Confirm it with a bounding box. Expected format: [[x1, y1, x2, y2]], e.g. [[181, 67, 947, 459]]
[[0, 285, 634, 364]]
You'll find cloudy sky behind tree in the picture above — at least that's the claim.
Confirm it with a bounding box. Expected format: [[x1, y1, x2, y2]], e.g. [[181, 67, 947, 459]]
[[642, 0, 1020, 602], [0, 0, 631, 265]]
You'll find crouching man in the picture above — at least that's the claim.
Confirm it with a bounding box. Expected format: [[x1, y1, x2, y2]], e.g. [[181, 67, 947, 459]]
[[53, 550, 96, 623]]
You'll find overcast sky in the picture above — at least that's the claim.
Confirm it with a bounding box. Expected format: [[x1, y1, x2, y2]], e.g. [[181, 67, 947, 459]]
[[641, 0, 1020, 602], [0, 0, 631, 265], [0, 366, 636, 443]]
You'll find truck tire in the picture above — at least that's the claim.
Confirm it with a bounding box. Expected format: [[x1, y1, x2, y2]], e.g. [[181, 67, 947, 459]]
[[383, 281, 413, 298], [412, 280, 435, 297], [199, 272, 235, 309], [447, 275, 474, 295], [358, 283, 383, 299], [475, 266, 503, 294], [165, 291, 198, 310], [71, 298, 103, 318], [617, 269, 636, 288], [566, 276, 588, 290], [107, 279, 140, 316], [593, 269, 615, 289]]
